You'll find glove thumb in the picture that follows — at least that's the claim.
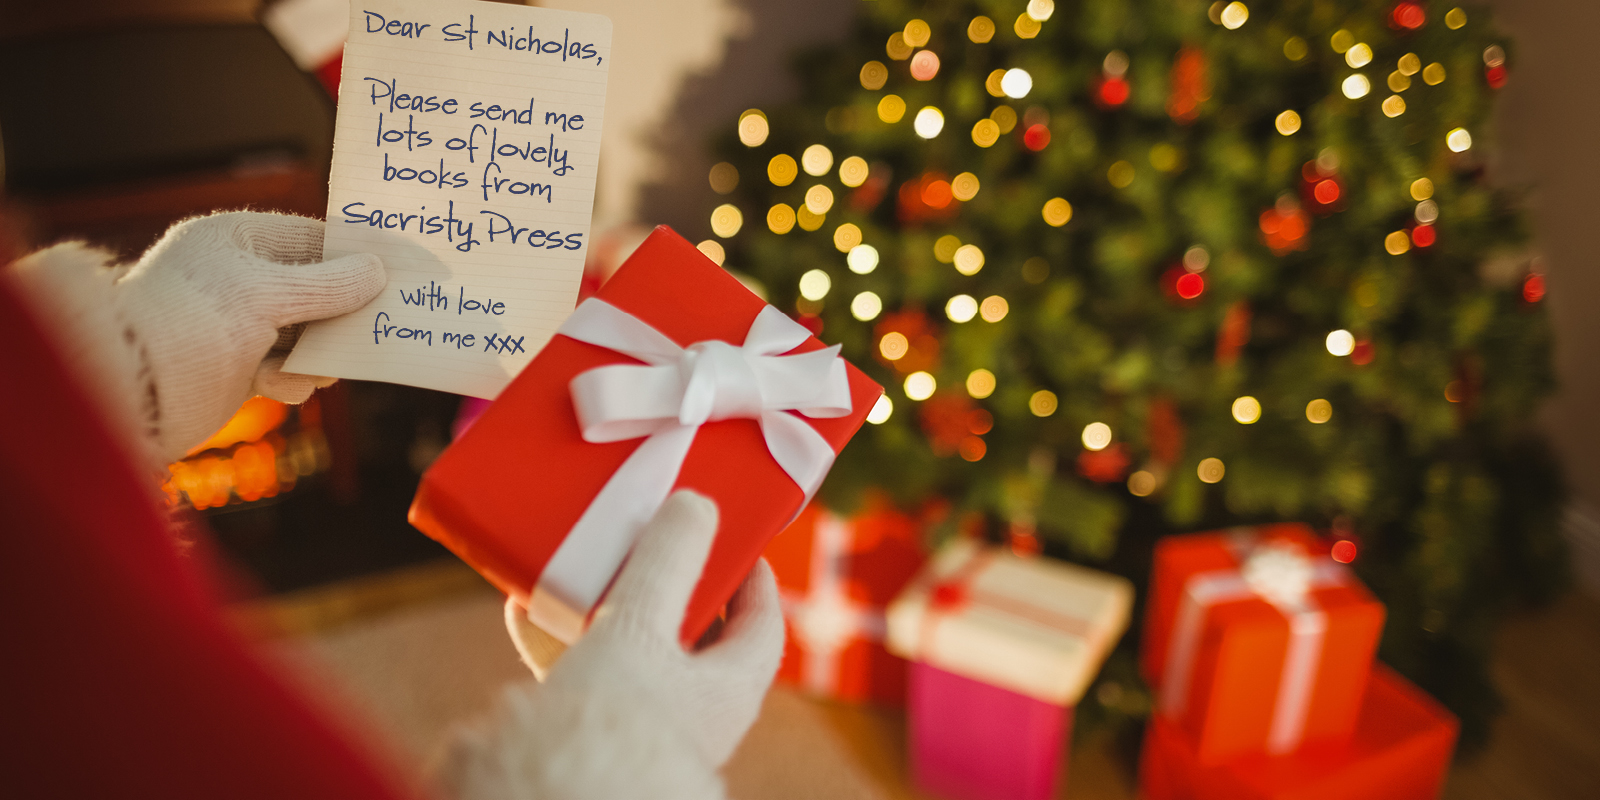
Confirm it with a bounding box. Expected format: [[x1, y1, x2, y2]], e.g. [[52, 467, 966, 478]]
[[255, 253, 387, 327]]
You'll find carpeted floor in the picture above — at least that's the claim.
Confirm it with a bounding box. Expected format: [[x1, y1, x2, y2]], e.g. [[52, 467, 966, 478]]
[[249, 562, 1600, 799]]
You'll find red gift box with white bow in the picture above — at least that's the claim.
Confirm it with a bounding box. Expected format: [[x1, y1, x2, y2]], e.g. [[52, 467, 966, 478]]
[[409, 226, 883, 645], [765, 494, 927, 705], [1141, 524, 1386, 765]]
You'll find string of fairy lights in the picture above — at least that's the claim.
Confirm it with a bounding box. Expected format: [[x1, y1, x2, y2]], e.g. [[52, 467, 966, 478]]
[[703, 1, 1516, 493]]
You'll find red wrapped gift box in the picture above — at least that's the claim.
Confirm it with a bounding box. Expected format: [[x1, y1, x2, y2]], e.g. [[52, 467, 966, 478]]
[[1139, 663, 1459, 800], [765, 493, 926, 705], [1141, 525, 1385, 763], [410, 226, 883, 645]]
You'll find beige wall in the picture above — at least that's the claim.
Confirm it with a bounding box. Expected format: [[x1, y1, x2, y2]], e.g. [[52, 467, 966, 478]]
[[1488, 0, 1600, 515]]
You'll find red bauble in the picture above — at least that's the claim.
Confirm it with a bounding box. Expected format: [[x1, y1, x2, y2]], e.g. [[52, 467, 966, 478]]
[[1161, 266, 1204, 304], [1351, 339, 1375, 366], [1097, 76, 1130, 107], [1523, 273, 1546, 303], [1022, 124, 1051, 151], [1166, 47, 1208, 123], [1078, 443, 1131, 483], [1390, 2, 1426, 30]]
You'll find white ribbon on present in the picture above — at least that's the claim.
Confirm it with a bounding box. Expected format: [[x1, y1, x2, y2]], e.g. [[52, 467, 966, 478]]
[[1159, 538, 1348, 754], [525, 297, 854, 643], [781, 511, 889, 695]]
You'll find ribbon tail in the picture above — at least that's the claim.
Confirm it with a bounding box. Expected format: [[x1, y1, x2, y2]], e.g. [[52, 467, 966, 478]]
[[531, 424, 699, 642], [759, 411, 837, 503], [1267, 605, 1327, 753]]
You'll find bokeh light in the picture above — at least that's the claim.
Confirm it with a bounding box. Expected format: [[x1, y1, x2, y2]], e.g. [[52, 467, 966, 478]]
[[1042, 197, 1073, 226], [879, 332, 909, 360], [738, 110, 769, 147], [1197, 457, 1226, 483], [968, 16, 996, 43], [1306, 399, 1333, 423], [801, 145, 834, 176], [1326, 329, 1355, 356], [972, 119, 1001, 147], [1447, 128, 1473, 152], [696, 239, 726, 265], [798, 269, 831, 300], [980, 295, 1009, 322], [1001, 68, 1033, 99], [904, 371, 936, 401], [1128, 471, 1157, 497], [1276, 110, 1302, 135], [1342, 74, 1371, 99], [1029, 390, 1058, 417], [1345, 43, 1373, 68], [767, 203, 796, 234], [1082, 422, 1113, 451], [910, 50, 940, 81], [839, 156, 870, 187], [966, 369, 996, 399], [1232, 396, 1262, 424], [867, 394, 893, 424], [1220, 2, 1248, 29], [709, 162, 739, 194], [833, 223, 862, 252], [951, 172, 981, 201], [851, 291, 883, 321], [859, 61, 888, 91], [848, 244, 880, 274], [711, 204, 743, 238], [953, 244, 985, 276], [913, 106, 945, 138], [903, 19, 931, 48], [805, 185, 835, 214], [946, 294, 978, 323], [878, 95, 907, 123], [768, 154, 797, 186]]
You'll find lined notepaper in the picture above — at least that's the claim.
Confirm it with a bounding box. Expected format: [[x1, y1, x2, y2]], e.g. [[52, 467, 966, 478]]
[[284, 0, 611, 399]]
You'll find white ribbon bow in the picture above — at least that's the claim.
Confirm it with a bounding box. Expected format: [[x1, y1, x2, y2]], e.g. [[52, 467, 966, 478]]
[[526, 298, 854, 642], [1160, 536, 1346, 754]]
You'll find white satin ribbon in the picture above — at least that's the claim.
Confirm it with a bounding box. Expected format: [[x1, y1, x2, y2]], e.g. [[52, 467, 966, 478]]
[[1159, 543, 1347, 754], [780, 511, 888, 695], [526, 298, 853, 643]]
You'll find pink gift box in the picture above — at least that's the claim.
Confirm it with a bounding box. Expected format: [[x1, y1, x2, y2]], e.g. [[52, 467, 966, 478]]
[[887, 540, 1133, 800], [909, 662, 1073, 800]]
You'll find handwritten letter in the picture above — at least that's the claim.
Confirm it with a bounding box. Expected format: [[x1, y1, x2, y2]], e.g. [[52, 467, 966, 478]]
[[284, 0, 611, 399]]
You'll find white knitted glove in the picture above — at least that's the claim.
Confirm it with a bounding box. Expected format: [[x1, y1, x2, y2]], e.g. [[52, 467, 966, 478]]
[[438, 491, 785, 800], [10, 212, 385, 463]]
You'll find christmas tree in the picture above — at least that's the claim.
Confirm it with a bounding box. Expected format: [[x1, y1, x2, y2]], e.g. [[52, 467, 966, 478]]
[[699, 0, 1563, 745]]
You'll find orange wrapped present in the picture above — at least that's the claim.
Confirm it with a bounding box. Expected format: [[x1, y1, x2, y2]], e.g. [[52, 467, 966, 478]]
[[410, 226, 883, 646], [1139, 663, 1458, 800], [1141, 525, 1385, 763], [765, 494, 926, 705]]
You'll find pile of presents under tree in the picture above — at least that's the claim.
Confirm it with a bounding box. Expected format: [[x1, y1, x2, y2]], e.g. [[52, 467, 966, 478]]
[[769, 498, 1459, 800]]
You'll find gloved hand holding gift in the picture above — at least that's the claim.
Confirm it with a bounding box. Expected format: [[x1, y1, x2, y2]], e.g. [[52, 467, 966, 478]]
[[410, 226, 883, 649]]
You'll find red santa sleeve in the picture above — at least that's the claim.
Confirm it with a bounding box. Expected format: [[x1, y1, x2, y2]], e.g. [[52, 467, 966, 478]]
[[0, 272, 416, 800]]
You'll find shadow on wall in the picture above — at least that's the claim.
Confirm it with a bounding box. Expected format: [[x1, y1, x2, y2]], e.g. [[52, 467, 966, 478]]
[[633, 0, 857, 241]]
